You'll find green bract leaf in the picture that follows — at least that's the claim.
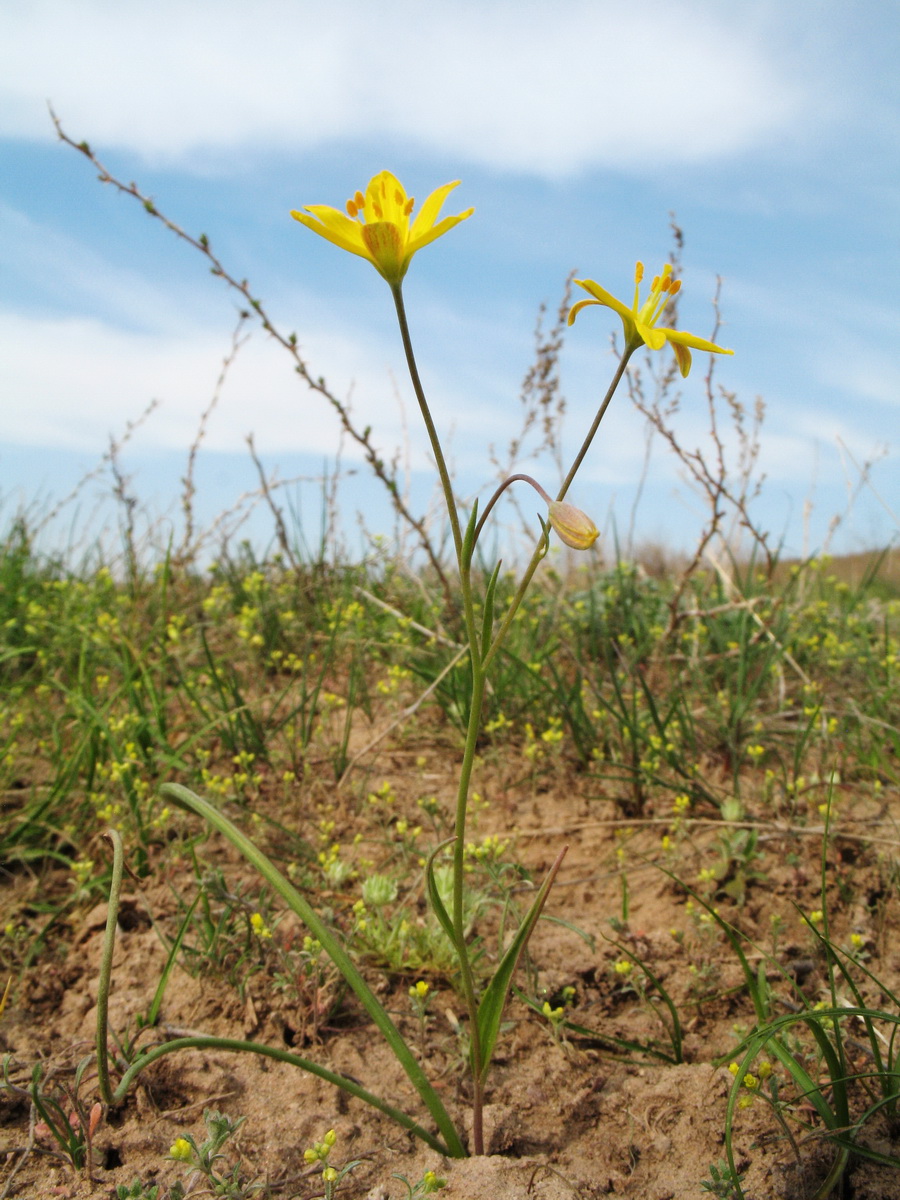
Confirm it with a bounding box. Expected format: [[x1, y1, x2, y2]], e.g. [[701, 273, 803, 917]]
[[475, 845, 566, 1081]]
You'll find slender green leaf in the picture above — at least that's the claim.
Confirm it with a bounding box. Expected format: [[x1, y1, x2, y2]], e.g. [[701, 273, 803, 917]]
[[460, 500, 479, 571], [475, 845, 566, 1081], [113, 1036, 450, 1155], [160, 783, 465, 1158], [424, 838, 456, 945], [146, 892, 201, 1028], [480, 561, 502, 656]]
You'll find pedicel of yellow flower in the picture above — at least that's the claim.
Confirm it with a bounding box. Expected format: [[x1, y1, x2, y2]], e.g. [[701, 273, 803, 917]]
[[567, 262, 734, 377], [547, 500, 599, 550], [291, 171, 473, 286]]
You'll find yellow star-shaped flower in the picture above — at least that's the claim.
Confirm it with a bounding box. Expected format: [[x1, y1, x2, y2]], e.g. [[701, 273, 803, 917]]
[[568, 262, 733, 377], [291, 170, 473, 286]]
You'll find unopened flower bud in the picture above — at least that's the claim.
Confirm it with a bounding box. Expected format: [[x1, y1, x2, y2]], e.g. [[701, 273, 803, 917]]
[[548, 501, 599, 550]]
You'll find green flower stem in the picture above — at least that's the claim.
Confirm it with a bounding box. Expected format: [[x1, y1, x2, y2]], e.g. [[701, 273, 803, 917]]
[[96, 828, 124, 1107], [483, 348, 634, 673], [481, 532, 548, 674], [112, 1036, 451, 1155], [391, 280, 487, 1152], [452, 664, 487, 1154], [159, 783, 466, 1159], [391, 284, 464, 563], [557, 347, 634, 503]]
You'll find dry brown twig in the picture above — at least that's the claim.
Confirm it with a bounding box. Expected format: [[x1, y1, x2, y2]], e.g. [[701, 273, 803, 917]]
[[50, 106, 453, 601], [176, 310, 252, 566]]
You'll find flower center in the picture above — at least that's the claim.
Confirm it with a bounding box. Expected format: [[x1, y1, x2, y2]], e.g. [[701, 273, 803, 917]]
[[361, 222, 405, 281], [634, 261, 681, 327]]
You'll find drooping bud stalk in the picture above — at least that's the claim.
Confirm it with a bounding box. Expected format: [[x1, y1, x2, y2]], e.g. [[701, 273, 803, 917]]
[[472, 474, 599, 553]]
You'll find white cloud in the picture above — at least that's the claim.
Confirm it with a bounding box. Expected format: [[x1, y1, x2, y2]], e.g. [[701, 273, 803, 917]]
[[0, 300, 518, 467], [1, 0, 805, 176], [0, 309, 395, 455]]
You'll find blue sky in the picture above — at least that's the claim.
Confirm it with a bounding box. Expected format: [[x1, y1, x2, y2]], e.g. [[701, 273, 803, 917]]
[[2, 0, 898, 564]]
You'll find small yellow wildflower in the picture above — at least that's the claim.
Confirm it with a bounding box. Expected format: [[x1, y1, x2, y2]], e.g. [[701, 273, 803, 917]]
[[304, 1128, 337, 1164], [169, 1137, 193, 1162], [250, 912, 273, 940], [568, 262, 734, 377], [291, 171, 474, 286]]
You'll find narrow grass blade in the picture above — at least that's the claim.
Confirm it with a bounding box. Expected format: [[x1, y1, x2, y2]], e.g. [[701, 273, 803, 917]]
[[145, 892, 201, 1028], [605, 938, 683, 1063], [96, 830, 124, 1106]]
